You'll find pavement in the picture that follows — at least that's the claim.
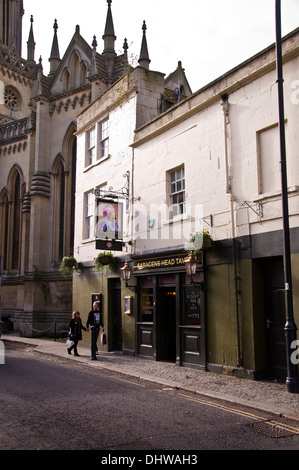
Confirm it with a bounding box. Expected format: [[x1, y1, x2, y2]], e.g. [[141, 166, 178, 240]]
[[2, 332, 299, 424]]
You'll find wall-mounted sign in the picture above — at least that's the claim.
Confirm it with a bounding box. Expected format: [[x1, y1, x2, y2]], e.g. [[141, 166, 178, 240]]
[[95, 198, 123, 241], [95, 239, 123, 251], [124, 296, 133, 314], [135, 252, 203, 272], [185, 286, 201, 325]]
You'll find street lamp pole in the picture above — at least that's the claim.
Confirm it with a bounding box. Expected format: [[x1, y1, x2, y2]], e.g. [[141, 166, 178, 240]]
[[275, 0, 299, 393]]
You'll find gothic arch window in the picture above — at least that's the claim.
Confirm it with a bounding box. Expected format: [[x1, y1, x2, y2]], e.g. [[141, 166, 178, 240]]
[[2, 166, 23, 270], [80, 61, 87, 86], [69, 137, 77, 255], [62, 67, 70, 92], [57, 160, 65, 261], [64, 125, 77, 257], [69, 51, 80, 89], [0, 189, 9, 270], [11, 172, 21, 269], [52, 156, 65, 262], [52, 123, 77, 263]]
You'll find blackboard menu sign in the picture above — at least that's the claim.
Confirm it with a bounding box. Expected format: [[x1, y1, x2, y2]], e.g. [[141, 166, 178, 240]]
[[184, 286, 201, 325], [141, 288, 154, 321]]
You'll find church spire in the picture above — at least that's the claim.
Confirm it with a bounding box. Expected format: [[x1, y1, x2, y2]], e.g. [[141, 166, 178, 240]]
[[0, 0, 24, 55], [102, 0, 116, 55], [27, 15, 35, 62], [49, 19, 61, 75], [138, 21, 151, 70], [123, 38, 128, 62]]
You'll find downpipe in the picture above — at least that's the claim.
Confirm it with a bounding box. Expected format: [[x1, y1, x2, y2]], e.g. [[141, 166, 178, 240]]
[[221, 95, 242, 368]]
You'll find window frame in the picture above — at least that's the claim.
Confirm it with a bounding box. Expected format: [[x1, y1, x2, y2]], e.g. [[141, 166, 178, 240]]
[[85, 191, 94, 240], [85, 117, 109, 169], [168, 166, 186, 218], [99, 118, 109, 160], [86, 126, 96, 167], [4, 85, 22, 111]]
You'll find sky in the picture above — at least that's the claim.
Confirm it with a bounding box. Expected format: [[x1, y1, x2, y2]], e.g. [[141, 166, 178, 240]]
[[21, 0, 299, 92]]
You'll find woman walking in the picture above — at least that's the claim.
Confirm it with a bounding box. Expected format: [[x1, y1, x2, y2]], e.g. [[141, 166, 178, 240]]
[[67, 311, 87, 357]]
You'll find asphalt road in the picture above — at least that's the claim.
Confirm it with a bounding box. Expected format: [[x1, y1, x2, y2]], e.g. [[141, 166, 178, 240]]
[[1, 344, 299, 452]]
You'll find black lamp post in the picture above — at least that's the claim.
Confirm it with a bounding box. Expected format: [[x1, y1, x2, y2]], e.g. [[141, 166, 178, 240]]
[[275, 0, 299, 393]]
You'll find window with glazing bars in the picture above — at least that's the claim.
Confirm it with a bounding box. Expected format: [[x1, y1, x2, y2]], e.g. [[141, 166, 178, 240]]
[[87, 127, 96, 166], [99, 119, 109, 159], [86, 192, 94, 239], [170, 167, 185, 217]]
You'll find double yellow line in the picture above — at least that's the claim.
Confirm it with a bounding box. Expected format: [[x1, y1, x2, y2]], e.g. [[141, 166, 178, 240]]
[[109, 374, 299, 436], [175, 391, 299, 435]]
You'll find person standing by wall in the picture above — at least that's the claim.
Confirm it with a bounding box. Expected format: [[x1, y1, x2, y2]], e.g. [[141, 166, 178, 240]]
[[86, 301, 104, 360]]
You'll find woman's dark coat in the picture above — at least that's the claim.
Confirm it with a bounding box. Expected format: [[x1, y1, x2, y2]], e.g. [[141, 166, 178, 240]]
[[69, 318, 86, 341]]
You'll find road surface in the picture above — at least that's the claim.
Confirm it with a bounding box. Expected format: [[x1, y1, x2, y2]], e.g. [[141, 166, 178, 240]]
[[1, 344, 299, 451]]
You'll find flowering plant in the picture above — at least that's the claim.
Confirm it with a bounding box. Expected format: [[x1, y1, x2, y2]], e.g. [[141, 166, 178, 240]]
[[59, 256, 78, 277], [187, 230, 213, 256], [94, 252, 117, 273]]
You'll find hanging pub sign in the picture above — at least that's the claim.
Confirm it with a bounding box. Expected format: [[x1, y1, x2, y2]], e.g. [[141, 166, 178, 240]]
[[95, 239, 123, 251], [95, 198, 123, 241]]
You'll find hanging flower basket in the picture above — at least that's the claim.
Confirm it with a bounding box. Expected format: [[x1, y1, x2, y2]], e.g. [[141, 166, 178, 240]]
[[188, 230, 213, 257], [59, 256, 78, 277], [94, 252, 117, 273], [202, 235, 212, 250], [97, 255, 111, 265]]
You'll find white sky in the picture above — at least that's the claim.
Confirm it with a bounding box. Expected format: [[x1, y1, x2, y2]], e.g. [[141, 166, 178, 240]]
[[22, 0, 299, 92]]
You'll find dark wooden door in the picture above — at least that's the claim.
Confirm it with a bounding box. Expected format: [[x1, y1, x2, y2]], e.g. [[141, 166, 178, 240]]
[[111, 280, 122, 351], [158, 288, 176, 361], [264, 258, 287, 380]]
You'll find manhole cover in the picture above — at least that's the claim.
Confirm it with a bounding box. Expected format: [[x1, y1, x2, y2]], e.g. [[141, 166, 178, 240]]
[[253, 421, 295, 438]]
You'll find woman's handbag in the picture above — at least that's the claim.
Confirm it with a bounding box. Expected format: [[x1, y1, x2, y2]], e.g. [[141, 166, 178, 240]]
[[68, 330, 76, 342], [101, 333, 106, 345]]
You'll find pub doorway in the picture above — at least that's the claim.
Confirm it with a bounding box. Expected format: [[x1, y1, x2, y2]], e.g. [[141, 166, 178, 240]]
[[264, 257, 287, 380], [110, 279, 122, 351], [157, 287, 177, 362]]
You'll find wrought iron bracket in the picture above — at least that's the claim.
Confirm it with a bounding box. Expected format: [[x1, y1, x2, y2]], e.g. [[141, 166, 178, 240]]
[[93, 171, 130, 212], [242, 201, 263, 219], [125, 281, 138, 293], [203, 214, 213, 227]]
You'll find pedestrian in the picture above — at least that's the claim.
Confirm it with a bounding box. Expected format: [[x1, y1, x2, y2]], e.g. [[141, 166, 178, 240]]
[[67, 311, 87, 357], [86, 301, 104, 360]]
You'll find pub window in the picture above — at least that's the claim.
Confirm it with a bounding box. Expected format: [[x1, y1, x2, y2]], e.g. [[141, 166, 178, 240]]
[[169, 166, 185, 217], [85, 191, 94, 239]]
